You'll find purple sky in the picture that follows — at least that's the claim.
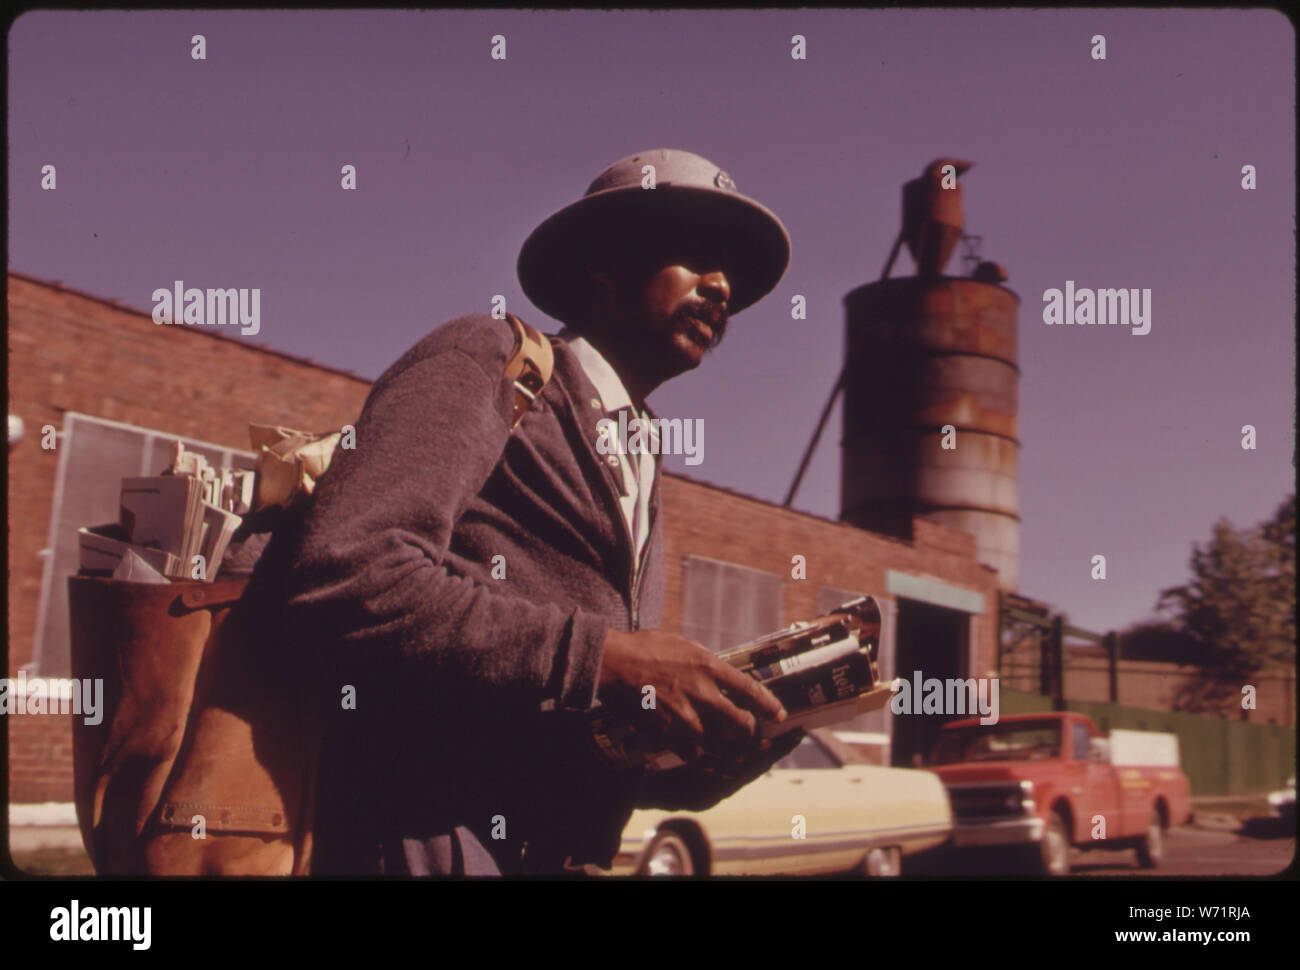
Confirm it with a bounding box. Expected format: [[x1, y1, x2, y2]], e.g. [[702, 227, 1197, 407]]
[[8, 9, 1295, 634]]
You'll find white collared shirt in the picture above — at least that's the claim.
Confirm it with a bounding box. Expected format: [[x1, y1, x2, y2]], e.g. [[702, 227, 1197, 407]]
[[561, 331, 657, 569]]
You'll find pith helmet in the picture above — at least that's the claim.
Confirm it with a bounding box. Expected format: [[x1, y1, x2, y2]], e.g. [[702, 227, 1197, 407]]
[[517, 149, 791, 323]]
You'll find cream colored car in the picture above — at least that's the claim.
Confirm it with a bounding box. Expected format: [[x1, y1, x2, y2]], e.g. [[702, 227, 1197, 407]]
[[611, 729, 952, 876]]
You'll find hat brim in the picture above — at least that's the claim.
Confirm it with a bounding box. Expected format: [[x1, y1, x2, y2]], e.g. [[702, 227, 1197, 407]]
[[518, 184, 790, 324]]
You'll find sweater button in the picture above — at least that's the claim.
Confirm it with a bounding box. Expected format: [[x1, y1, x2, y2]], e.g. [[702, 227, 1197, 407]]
[[590, 398, 601, 409], [606, 455, 619, 466]]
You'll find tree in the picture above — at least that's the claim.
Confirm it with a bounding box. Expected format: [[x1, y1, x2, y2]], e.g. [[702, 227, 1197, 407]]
[[1156, 494, 1296, 714], [1117, 620, 1201, 664], [1260, 491, 1297, 662]]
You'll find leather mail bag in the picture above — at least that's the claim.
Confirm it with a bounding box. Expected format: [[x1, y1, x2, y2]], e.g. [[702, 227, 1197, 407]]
[[68, 575, 314, 875]]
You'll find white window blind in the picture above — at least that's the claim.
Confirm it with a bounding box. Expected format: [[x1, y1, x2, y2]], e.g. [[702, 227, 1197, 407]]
[[680, 555, 783, 654]]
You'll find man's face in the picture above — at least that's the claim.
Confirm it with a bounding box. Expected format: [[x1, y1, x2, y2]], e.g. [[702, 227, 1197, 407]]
[[599, 234, 735, 378]]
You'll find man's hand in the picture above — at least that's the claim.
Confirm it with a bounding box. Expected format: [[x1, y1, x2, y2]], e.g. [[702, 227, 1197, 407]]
[[598, 628, 787, 762]]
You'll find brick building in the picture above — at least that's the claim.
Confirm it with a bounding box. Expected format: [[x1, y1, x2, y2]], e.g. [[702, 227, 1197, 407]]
[[7, 271, 1002, 806]]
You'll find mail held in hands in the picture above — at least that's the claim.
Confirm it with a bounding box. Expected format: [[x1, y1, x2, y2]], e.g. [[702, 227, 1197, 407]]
[[587, 596, 891, 772]]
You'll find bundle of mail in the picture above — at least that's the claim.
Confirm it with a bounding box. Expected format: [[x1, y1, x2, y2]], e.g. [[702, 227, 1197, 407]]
[[587, 596, 893, 772], [77, 443, 254, 583], [76, 423, 343, 584]]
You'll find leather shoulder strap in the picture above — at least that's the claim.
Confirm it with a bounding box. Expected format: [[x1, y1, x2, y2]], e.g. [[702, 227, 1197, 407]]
[[249, 315, 552, 517], [503, 312, 554, 430]]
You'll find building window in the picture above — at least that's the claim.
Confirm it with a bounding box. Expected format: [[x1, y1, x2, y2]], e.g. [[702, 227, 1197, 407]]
[[680, 556, 783, 654], [31, 412, 256, 676]]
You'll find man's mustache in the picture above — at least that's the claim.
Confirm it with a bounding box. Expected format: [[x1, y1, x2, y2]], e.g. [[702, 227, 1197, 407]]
[[681, 303, 728, 348]]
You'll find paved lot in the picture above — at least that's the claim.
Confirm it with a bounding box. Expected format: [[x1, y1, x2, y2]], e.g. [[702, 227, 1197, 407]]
[[1071, 818, 1294, 877], [907, 813, 1295, 877]]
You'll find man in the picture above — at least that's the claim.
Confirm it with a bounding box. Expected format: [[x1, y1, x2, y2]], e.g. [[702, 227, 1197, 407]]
[[273, 149, 797, 875]]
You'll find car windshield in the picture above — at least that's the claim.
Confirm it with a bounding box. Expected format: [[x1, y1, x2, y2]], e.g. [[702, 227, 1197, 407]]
[[929, 722, 1063, 765]]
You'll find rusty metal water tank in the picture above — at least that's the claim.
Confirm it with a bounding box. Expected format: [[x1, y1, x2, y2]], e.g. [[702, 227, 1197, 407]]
[[840, 276, 1021, 590]]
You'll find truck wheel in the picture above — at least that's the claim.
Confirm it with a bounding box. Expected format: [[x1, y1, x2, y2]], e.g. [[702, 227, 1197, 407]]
[[640, 830, 695, 876], [1038, 812, 1071, 876], [1136, 811, 1163, 869]]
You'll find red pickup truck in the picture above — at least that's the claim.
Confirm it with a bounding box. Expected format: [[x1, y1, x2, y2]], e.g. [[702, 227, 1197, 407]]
[[928, 712, 1192, 875]]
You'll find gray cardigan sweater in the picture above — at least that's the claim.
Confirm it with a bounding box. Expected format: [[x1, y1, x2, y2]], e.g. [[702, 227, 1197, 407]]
[[256, 313, 666, 872]]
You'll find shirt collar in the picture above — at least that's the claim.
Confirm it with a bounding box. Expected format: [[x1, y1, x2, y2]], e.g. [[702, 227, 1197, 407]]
[[558, 329, 637, 415]]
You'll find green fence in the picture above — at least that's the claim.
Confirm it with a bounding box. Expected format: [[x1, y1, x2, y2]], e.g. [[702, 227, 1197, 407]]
[[1000, 689, 1296, 797]]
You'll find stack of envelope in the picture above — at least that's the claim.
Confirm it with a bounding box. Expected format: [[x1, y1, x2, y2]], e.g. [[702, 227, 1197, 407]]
[[78, 443, 252, 583], [588, 597, 894, 772]]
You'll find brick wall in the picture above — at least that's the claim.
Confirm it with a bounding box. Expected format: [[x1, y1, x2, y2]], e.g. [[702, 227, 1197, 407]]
[[6, 714, 77, 804], [1073, 660, 1294, 725], [660, 475, 1000, 672], [1001, 648, 1295, 725]]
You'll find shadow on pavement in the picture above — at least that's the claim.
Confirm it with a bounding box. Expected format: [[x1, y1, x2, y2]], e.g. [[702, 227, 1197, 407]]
[[1237, 814, 1297, 841]]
